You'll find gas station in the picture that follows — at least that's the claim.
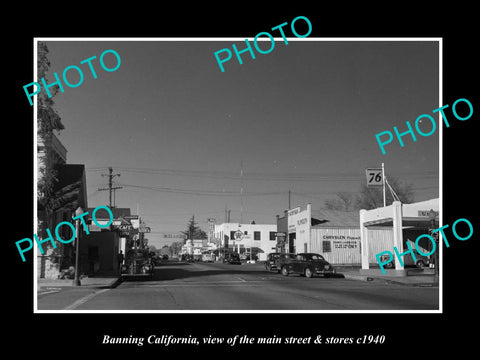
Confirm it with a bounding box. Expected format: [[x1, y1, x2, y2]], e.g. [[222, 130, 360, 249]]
[[359, 198, 439, 276]]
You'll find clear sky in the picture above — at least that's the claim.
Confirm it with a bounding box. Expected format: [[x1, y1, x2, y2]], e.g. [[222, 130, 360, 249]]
[[43, 39, 440, 248]]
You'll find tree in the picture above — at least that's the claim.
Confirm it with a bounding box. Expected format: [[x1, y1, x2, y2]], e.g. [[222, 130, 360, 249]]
[[181, 215, 207, 242], [37, 42, 65, 223], [324, 192, 358, 211], [169, 241, 184, 256], [356, 177, 414, 210], [324, 177, 415, 211]]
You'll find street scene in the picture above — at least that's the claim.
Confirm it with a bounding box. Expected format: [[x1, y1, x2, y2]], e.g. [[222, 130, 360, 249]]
[[37, 259, 438, 311], [34, 39, 440, 312]]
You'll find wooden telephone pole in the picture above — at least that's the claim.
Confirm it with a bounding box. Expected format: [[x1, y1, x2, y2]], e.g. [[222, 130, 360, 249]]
[[98, 167, 123, 208]]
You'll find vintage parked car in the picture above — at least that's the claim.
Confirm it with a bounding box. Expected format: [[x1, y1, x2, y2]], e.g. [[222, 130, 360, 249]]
[[181, 254, 195, 262], [275, 253, 296, 273], [380, 249, 430, 269], [280, 253, 335, 278], [265, 252, 282, 271], [223, 252, 241, 265], [121, 249, 155, 278], [153, 255, 163, 266]]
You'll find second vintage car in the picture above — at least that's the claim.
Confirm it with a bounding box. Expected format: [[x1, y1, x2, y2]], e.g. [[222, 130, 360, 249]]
[[280, 253, 335, 278], [120, 249, 155, 279], [265, 252, 282, 271]]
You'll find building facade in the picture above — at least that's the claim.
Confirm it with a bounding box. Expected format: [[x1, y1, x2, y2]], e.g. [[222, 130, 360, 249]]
[[214, 222, 277, 261], [276, 204, 395, 266], [84, 207, 132, 275], [37, 162, 88, 279]]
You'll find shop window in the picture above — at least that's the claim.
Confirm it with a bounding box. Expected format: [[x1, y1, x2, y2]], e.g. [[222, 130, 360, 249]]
[[254, 231, 261, 240], [269, 232, 276, 241], [322, 241, 331, 253]]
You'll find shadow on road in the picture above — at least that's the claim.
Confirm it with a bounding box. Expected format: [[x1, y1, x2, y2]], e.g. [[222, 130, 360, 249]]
[[135, 261, 347, 282]]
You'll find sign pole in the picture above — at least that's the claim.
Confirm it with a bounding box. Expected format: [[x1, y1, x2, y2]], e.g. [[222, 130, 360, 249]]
[[382, 162, 386, 207]]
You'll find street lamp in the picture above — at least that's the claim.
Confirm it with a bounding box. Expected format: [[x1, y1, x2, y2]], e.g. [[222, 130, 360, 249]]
[[73, 206, 84, 286]]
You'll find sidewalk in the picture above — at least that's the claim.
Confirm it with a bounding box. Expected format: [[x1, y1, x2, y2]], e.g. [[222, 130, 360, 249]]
[[37, 271, 121, 289], [338, 266, 439, 287]]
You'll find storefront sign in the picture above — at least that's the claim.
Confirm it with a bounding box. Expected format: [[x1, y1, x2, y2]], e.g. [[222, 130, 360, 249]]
[[288, 207, 301, 216], [418, 210, 439, 217], [333, 240, 358, 249]]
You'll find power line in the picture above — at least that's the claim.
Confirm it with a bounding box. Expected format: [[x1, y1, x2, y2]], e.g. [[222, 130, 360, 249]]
[[87, 166, 438, 182], [98, 167, 123, 208], [118, 183, 286, 197]]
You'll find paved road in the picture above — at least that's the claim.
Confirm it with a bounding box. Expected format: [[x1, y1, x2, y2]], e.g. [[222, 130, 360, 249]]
[[37, 261, 439, 311]]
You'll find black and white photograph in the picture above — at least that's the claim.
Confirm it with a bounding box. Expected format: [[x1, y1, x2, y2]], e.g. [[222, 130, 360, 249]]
[[7, 6, 478, 356], [33, 38, 441, 312]]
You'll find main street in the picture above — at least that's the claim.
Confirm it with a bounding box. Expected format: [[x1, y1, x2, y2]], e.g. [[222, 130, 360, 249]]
[[37, 260, 439, 311]]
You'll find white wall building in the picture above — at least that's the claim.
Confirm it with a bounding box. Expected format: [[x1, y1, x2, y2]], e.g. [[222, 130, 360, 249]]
[[214, 223, 277, 261], [278, 204, 395, 266], [360, 198, 439, 276]]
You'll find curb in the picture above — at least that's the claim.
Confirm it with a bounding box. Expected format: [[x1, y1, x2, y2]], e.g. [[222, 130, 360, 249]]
[[342, 273, 439, 287], [109, 276, 123, 288], [38, 276, 123, 289]]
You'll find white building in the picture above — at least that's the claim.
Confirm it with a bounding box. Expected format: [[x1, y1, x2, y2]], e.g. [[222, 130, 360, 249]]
[[360, 198, 439, 276], [214, 223, 277, 261], [277, 201, 439, 270], [278, 203, 395, 266]]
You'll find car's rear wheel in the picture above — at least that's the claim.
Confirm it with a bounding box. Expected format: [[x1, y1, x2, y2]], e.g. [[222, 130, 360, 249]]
[[305, 267, 313, 278], [281, 266, 289, 276], [385, 262, 394, 269], [416, 260, 425, 269]]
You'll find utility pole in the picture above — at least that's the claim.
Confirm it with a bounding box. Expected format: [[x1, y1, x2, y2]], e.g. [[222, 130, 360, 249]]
[[382, 162, 386, 207], [240, 161, 244, 224], [98, 167, 123, 208]]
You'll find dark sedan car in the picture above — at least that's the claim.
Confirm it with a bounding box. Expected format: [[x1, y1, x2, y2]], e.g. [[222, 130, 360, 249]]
[[120, 249, 155, 279], [280, 253, 335, 278], [223, 252, 241, 265], [275, 253, 296, 272]]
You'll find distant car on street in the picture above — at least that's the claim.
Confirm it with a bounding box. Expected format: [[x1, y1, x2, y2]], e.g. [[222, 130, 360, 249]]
[[280, 253, 335, 278], [181, 254, 195, 263], [201, 252, 214, 262], [223, 252, 241, 265]]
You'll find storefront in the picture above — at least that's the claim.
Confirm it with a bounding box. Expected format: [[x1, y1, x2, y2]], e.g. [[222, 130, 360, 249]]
[[310, 209, 393, 266], [276, 204, 399, 266], [359, 198, 439, 276], [214, 222, 277, 261]]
